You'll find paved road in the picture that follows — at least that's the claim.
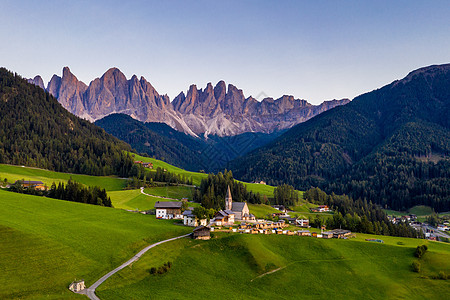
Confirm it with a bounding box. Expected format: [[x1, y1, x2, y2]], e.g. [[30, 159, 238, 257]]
[[78, 233, 191, 300]]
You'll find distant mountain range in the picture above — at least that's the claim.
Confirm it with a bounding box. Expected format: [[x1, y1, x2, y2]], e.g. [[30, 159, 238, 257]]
[[27, 67, 349, 137], [230, 64, 450, 212]]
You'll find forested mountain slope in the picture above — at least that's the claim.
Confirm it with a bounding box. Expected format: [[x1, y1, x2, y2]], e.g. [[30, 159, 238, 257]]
[[0, 68, 133, 176], [230, 64, 450, 211]]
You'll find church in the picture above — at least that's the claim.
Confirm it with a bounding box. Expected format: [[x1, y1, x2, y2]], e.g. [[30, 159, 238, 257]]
[[224, 186, 255, 221]]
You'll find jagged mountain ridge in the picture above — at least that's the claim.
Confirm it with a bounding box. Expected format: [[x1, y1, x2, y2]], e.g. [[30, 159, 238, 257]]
[[28, 67, 349, 137]]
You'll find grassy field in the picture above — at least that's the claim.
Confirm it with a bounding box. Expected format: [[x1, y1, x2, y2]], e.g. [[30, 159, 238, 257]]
[[0, 189, 191, 299], [97, 232, 450, 299], [130, 152, 302, 199], [144, 185, 194, 200], [130, 153, 208, 186], [0, 164, 126, 191], [248, 204, 280, 219]]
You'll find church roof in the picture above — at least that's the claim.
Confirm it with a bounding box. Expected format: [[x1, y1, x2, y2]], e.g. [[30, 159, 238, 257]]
[[226, 185, 232, 199], [232, 202, 246, 213]]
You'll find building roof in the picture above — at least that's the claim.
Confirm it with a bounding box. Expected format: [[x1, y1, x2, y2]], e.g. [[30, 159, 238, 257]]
[[226, 185, 232, 199], [16, 180, 44, 185], [183, 210, 194, 217], [232, 202, 246, 213], [193, 225, 210, 232], [154, 201, 183, 209]]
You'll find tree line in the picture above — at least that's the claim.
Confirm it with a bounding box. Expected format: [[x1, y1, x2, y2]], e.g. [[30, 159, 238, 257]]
[[304, 187, 424, 238], [9, 178, 112, 207]]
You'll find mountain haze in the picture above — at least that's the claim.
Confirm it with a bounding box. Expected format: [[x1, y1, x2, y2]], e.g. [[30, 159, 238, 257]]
[[28, 67, 349, 137], [230, 64, 450, 212]]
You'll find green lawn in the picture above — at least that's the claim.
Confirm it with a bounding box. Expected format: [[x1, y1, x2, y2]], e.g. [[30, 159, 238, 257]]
[[0, 164, 126, 191], [97, 232, 450, 299], [0, 189, 191, 299], [109, 189, 170, 211]]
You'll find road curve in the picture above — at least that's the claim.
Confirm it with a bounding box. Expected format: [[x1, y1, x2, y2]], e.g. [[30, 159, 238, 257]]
[[78, 233, 191, 300], [140, 186, 179, 201]]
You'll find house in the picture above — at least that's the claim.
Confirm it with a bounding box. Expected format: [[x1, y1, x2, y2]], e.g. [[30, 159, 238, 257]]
[[183, 210, 207, 227], [192, 226, 211, 240], [297, 230, 311, 236], [272, 205, 286, 212], [310, 205, 330, 213], [311, 232, 318, 237], [330, 229, 352, 238], [154, 201, 183, 219], [213, 210, 235, 226], [279, 215, 297, 224], [437, 224, 449, 231], [296, 218, 309, 227], [15, 180, 46, 190], [251, 180, 266, 185], [224, 186, 253, 221], [142, 162, 153, 169], [68, 280, 85, 292], [134, 161, 143, 164], [322, 232, 334, 239]]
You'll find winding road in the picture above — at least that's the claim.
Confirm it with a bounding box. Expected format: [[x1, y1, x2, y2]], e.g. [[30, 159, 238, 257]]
[[140, 186, 179, 201], [78, 233, 191, 300]]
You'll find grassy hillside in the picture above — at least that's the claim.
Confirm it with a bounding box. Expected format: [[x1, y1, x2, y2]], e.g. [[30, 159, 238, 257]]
[[0, 164, 126, 191], [0, 189, 191, 299], [97, 233, 450, 299]]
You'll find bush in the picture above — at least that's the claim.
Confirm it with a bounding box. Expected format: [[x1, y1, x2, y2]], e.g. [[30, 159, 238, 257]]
[[412, 261, 421, 273], [438, 271, 448, 280], [150, 261, 172, 275], [414, 245, 428, 258], [149, 267, 156, 274]]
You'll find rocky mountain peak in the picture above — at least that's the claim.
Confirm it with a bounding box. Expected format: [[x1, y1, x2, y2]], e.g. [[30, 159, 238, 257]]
[[27, 75, 45, 90], [31, 67, 350, 137]]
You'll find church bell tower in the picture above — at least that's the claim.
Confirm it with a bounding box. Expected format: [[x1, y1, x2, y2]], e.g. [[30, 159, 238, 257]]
[[225, 185, 232, 210]]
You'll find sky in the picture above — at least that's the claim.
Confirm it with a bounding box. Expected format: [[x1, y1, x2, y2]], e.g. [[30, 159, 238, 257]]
[[1, 0, 449, 104]]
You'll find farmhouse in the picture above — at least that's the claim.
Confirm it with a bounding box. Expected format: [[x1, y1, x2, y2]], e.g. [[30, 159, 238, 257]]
[[68, 280, 85, 292], [154, 201, 183, 219], [272, 205, 287, 213], [295, 218, 309, 227], [213, 210, 235, 226], [192, 225, 211, 240], [322, 231, 334, 239], [15, 180, 46, 190], [224, 186, 255, 221], [330, 229, 352, 238], [183, 210, 207, 227], [310, 205, 330, 212], [142, 162, 153, 169]]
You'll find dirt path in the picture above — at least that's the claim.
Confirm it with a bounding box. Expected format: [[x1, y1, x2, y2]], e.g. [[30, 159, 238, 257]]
[[78, 233, 191, 300], [140, 186, 179, 200]]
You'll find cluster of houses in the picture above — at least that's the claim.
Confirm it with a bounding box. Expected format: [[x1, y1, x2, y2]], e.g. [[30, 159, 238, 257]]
[[388, 214, 417, 224], [133, 161, 153, 169], [153, 185, 353, 241]]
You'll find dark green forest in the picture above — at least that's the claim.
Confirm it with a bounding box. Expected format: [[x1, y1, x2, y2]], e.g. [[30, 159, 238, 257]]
[[192, 170, 263, 209], [0, 68, 134, 176], [231, 64, 450, 212], [95, 113, 282, 172], [9, 179, 112, 207]]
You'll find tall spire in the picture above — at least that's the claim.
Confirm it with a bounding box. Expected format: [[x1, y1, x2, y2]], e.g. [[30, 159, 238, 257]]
[[225, 185, 232, 210]]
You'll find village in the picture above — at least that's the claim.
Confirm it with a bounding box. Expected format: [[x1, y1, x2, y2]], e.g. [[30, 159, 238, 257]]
[[153, 185, 353, 241]]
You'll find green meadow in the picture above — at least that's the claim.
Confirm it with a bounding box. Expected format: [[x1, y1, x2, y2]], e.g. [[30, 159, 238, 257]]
[[0, 189, 191, 299], [144, 185, 194, 200], [0, 164, 126, 191], [247, 204, 280, 219], [97, 233, 450, 299]]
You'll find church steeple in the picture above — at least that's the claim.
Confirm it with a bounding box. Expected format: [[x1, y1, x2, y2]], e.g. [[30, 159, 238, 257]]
[[225, 185, 232, 210]]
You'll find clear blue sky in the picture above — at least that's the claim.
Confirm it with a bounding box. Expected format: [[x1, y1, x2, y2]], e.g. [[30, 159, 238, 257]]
[[1, 0, 449, 104]]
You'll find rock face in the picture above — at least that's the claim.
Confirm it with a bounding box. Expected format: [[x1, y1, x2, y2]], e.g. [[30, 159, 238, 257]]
[[30, 67, 350, 137], [27, 76, 45, 90]]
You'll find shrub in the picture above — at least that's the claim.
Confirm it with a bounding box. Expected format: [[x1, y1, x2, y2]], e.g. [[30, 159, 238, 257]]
[[412, 261, 421, 273], [149, 267, 156, 274], [438, 271, 448, 280], [414, 245, 428, 258]]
